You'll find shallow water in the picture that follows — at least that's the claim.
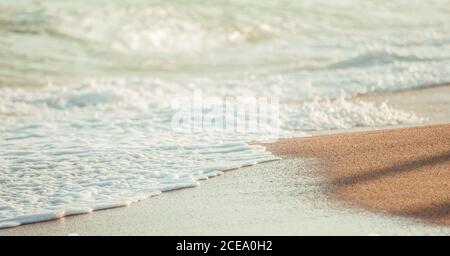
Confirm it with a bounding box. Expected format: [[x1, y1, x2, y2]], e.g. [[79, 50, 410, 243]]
[[0, 0, 449, 228], [2, 158, 449, 235]]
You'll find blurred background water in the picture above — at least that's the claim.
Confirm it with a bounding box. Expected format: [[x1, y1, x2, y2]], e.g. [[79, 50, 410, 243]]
[[0, 0, 449, 227]]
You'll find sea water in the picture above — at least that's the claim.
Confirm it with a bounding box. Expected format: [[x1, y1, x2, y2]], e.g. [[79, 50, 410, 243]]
[[0, 0, 449, 228]]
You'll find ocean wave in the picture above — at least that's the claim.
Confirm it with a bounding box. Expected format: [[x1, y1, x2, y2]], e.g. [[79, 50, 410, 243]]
[[0, 77, 426, 228], [1, 0, 450, 85], [0, 0, 449, 229], [328, 50, 449, 70]]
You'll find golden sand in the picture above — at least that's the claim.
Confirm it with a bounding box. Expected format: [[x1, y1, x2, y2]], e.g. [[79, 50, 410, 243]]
[[264, 124, 450, 225]]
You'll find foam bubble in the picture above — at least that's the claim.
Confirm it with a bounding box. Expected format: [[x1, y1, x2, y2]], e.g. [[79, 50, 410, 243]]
[[282, 97, 424, 131], [1, 0, 446, 228], [0, 78, 426, 228]]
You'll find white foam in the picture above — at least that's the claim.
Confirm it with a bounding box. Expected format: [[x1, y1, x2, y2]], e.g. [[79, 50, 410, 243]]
[[1, 0, 447, 229], [0, 81, 284, 228], [0, 79, 427, 228], [282, 97, 424, 131]]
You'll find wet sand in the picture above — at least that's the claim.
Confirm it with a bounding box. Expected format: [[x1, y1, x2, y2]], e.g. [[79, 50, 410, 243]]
[[264, 124, 450, 225], [1, 85, 449, 235], [1, 157, 449, 235], [359, 84, 450, 125]]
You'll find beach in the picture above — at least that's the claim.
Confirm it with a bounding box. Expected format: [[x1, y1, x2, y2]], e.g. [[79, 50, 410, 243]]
[[263, 85, 450, 227], [265, 124, 450, 226], [1, 85, 449, 236], [1, 0, 450, 236]]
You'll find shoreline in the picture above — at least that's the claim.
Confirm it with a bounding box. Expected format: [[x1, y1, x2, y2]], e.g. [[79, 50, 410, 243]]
[[1, 85, 449, 235], [354, 84, 450, 126], [263, 124, 450, 226], [1, 157, 448, 235], [263, 85, 450, 226]]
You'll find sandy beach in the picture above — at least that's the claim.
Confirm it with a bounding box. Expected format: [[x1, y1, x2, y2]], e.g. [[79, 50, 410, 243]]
[[0, 85, 449, 235], [2, 0, 450, 237], [262, 85, 450, 226], [264, 124, 450, 225], [0, 158, 449, 236]]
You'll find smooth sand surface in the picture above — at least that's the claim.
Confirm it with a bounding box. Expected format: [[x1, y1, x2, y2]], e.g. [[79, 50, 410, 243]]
[[264, 124, 450, 226]]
